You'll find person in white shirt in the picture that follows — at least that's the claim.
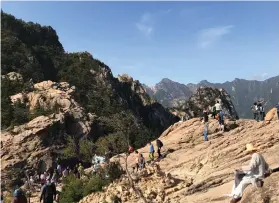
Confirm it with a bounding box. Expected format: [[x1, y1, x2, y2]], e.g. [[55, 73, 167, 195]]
[[215, 101, 222, 113], [230, 143, 270, 203]]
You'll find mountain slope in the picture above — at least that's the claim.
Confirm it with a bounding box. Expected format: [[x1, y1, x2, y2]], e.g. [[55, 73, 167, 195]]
[[81, 118, 279, 203], [0, 10, 179, 187], [144, 76, 279, 118]]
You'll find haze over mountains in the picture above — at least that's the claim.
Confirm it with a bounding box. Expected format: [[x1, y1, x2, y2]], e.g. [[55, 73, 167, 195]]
[[144, 76, 279, 118]]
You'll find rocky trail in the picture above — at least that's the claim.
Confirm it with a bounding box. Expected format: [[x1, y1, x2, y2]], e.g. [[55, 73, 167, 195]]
[[80, 118, 279, 203]]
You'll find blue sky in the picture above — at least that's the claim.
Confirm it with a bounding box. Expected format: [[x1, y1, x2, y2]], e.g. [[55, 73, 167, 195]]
[[2, 2, 279, 86]]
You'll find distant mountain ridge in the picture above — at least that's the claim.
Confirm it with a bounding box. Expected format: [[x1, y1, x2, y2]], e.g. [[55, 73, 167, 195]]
[[144, 76, 279, 118]]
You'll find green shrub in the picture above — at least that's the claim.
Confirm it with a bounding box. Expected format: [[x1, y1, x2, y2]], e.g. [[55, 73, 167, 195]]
[[83, 175, 104, 197], [60, 175, 84, 203]]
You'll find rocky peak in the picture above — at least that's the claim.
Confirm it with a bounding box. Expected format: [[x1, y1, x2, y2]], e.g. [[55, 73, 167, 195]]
[[173, 86, 239, 120]]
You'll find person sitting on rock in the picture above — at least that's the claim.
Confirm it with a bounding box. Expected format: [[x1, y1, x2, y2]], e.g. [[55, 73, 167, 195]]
[[230, 143, 271, 203], [149, 142, 155, 161]]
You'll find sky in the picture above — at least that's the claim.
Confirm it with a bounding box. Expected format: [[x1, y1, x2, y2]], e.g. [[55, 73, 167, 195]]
[[2, 1, 279, 86]]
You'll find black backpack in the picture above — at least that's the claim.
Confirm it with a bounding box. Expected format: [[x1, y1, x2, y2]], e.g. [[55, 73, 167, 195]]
[[44, 183, 54, 199]]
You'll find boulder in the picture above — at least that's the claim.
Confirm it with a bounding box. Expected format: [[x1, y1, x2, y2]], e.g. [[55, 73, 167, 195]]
[[265, 108, 278, 121]]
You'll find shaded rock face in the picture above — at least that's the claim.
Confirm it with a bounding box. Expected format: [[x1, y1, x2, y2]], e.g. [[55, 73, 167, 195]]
[[173, 86, 239, 120], [116, 74, 180, 131], [81, 118, 279, 203]]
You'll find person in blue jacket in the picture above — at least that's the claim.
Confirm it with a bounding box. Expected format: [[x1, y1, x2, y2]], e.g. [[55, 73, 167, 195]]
[[149, 142, 155, 161]]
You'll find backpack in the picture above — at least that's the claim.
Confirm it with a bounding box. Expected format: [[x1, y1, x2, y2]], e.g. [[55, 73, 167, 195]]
[[44, 183, 54, 200]]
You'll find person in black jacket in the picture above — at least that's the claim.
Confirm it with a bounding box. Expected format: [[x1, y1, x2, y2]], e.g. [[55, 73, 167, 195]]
[[40, 178, 56, 203], [156, 139, 163, 158]]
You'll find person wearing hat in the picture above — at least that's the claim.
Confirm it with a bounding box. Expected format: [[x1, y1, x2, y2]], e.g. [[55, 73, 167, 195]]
[[230, 143, 271, 203]]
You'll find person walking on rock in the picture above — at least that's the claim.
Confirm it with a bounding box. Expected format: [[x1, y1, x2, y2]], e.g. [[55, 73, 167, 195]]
[[202, 110, 209, 141], [156, 139, 164, 158], [40, 177, 57, 203], [149, 142, 155, 161], [230, 144, 271, 203]]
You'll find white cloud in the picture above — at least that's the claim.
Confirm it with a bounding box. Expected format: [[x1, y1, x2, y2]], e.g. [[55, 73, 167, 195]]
[[136, 10, 172, 38], [197, 25, 234, 49], [252, 73, 269, 80]]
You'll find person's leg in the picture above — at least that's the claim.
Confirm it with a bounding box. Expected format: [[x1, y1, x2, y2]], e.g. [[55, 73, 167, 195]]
[[232, 176, 253, 199], [203, 123, 208, 141]]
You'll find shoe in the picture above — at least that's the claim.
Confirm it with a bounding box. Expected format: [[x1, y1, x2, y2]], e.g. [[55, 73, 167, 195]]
[[230, 197, 241, 203]]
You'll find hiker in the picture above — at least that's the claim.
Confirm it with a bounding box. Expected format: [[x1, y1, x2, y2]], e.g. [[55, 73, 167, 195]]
[[149, 142, 155, 161], [156, 139, 164, 158], [62, 167, 69, 178], [12, 188, 27, 203], [40, 177, 57, 203], [257, 103, 265, 121], [212, 105, 217, 119], [251, 102, 258, 121], [40, 172, 47, 186], [73, 165, 79, 178], [51, 169, 59, 185], [215, 100, 222, 114], [133, 151, 141, 173], [139, 154, 146, 169], [202, 110, 209, 141], [230, 143, 271, 203], [128, 145, 134, 154], [78, 163, 84, 178], [217, 110, 224, 132], [276, 103, 279, 120], [56, 164, 62, 177]]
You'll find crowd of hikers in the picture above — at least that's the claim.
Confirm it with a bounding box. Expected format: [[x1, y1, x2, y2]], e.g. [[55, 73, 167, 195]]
[[250, 100, 266, 121], [10, 160, 89, 203], [130, 139, 164, 173], [200, 100, 225, 142]]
